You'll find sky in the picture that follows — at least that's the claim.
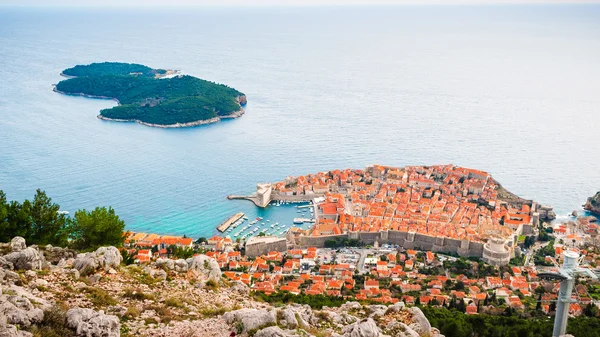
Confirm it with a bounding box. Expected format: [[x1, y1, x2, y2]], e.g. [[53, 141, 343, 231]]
[[2, 0, 600, 6]]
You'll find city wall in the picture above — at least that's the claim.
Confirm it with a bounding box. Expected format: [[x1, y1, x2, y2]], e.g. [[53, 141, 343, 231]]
[[245, 238, 288, 257], [297, 230, 485, 258]]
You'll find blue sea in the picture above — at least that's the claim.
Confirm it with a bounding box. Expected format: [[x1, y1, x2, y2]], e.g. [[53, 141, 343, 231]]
[[0, 5, 599, 238]]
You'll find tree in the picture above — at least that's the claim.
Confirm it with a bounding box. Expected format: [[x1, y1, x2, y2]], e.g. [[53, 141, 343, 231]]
[[584, 303, 599, 317], [29, 189, 69, 246], [70, 206, 125, 251]]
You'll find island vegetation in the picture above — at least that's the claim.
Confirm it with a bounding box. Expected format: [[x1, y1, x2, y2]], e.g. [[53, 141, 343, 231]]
[[54, 62, 246, 127], [0, 189, 125, 251]]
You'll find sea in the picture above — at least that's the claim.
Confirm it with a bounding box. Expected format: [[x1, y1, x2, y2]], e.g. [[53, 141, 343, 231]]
[[0, 4, 599, 239]]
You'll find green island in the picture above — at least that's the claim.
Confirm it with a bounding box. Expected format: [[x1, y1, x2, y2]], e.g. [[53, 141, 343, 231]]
[[54, 62, 247, 128]]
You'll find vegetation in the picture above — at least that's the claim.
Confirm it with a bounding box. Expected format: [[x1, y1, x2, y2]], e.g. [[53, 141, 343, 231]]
[[324, 237, 364, 248], [55, 62, 245, 125], [166, 244, 194, 259], [0, 189, 70, 246], [422, 306, 600, 337], [84, 286, 117, 307], [26, 306, 73, 337], [254, 291, 365, 309], [62, 62, 166, 77], [70, 207, 125, 251], [0, 189, 126, 251]]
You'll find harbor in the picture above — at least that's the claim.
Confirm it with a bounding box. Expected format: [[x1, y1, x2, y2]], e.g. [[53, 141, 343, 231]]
[[216, 212, 245, 232], [218, 200, 317, 241]]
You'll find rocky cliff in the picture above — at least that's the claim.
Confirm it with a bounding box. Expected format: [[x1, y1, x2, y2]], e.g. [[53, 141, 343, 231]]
[[0, 237, 439, 337], [584, 191, 600, 216]]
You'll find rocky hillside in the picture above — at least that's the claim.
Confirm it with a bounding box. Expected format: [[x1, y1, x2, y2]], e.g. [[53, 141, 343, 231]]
[[585, 191, 600, 215], [0, 237, 441, 337]]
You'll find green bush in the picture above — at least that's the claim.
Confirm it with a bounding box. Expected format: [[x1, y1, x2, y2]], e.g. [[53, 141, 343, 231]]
[[85, 287, 117, 307]]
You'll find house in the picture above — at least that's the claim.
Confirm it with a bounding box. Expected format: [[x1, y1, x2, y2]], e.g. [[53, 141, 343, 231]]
[[466, 304, 478, 315], [364, 279, 380, 291]]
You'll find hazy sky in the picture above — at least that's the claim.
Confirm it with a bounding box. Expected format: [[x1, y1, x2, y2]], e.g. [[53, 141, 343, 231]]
[[3, 0, 600, 6]]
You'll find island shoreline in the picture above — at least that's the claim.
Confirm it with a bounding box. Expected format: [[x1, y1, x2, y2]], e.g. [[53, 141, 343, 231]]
[[54, 84, 247, 128], [96, 108, 245, 128]]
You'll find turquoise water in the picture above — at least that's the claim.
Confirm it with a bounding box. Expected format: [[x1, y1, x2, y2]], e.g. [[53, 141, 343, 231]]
[[0, 5, 599, 238]]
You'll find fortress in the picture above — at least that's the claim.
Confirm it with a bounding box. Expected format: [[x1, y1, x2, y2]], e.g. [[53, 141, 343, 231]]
[[294, 230, 485, 257]]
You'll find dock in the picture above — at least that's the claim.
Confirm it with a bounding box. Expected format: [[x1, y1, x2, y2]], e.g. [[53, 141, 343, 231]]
[[217, 212, 245, 232]]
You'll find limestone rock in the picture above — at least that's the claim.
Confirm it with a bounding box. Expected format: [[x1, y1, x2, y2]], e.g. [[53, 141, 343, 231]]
[[230, 280, 250, 295], [331, 311, 358, 325], [3, 247, 45, 271], [342, 318, 382, 337], [93, 247, 122, 270], [66, 308, 120, 337], [143, 267, 167, 281], [254, 326, 299, 337], [0, 315, 33, 337], [73, 246, 122, 276], [340, 301, 363, 312], [222, 308, 276, 333], [187, 255, 220, 282], [0, 292, 44, 327], [155, 258, 174, 270], [366, 304, 388, 318], [408, 307, 431, 335], [0, 269, 20, 284], [0, 257, 14, 270], [385, 321, 419, 337], [174, 259, 188, 273], [42, 244, 78, 265], [9, 237, 26, 253], [384, 302, 405, 314], [277, 308, 299, 329]]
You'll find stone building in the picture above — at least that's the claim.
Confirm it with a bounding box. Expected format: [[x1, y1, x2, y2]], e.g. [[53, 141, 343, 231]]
[[482, 236, 511, 266]]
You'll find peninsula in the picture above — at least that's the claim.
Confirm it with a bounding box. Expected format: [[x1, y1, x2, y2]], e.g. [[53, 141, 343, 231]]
[[54, 62, 247, 128], [234, 164, 557, 266]]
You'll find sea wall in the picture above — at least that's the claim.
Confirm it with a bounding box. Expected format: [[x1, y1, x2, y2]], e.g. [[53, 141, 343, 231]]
[[298, 230, 485, 258]]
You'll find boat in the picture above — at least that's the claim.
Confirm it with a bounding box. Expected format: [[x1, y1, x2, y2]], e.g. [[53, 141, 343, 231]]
[[243, 216, 249, 220]]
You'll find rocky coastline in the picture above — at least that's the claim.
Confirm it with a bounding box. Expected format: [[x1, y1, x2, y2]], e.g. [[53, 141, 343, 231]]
[[55, 82, 247, 128], [53, 86, 121, 105], [584, 191, 600, 215], [96, 107, 245, 128]]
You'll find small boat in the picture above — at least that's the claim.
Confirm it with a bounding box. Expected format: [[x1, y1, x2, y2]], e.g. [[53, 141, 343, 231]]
[[243, 216, 249, 220]]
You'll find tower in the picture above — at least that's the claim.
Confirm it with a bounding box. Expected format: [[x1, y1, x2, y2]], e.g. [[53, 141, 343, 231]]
[[538, 251, 598, 337]]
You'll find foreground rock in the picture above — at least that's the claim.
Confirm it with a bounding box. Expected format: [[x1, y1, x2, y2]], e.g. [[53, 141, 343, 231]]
[[0, 285, 50, 328], [2, 237, 44, 271], [223, 308, 276, 333], [342, 318, 382, 337], [187, 255, 221, 283], [66, 308, 120, 337], [73, 246, 122, 276], [584, 191, 600, 215]]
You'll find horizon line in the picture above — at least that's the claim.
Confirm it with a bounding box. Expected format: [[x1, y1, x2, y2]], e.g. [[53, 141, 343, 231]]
[[2, 1, 600, 8]]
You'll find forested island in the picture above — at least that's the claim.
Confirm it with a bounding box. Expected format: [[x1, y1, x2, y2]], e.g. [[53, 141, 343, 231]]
[[54, 62, 247, 128]]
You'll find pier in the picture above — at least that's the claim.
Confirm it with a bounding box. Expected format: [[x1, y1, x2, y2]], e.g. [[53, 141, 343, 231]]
[[217, 212, 244, 232]]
